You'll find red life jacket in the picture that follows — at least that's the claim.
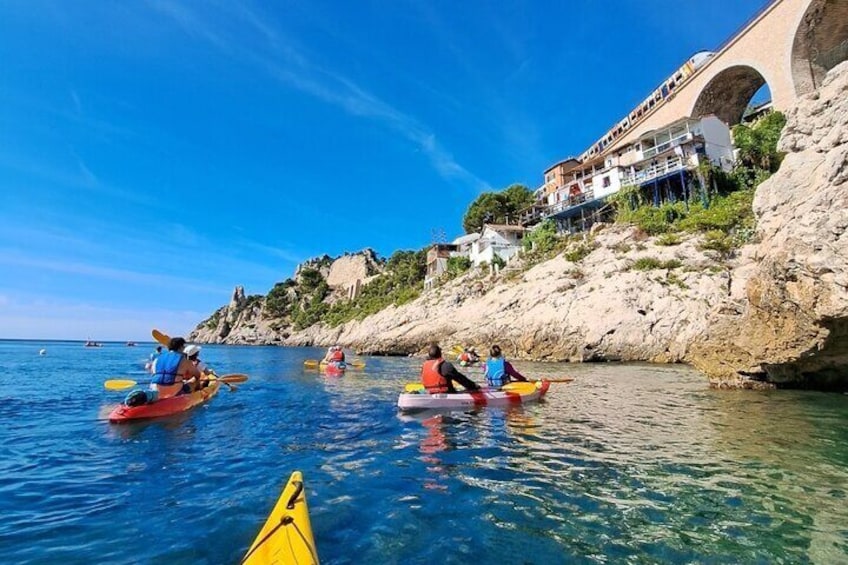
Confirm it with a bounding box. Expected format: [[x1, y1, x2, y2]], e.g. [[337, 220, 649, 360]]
[[459, 352, 470, 363], [421, 358, 448, 393], [329, 350, 345, 362]]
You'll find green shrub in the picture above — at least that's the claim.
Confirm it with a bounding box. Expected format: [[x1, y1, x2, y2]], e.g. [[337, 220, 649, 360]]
[[698, 230, 734, 255], [631, 257, 683, 271], [656, 233, 682, 246], [523, 219, 559, 253], [564, 242, 594, 262]]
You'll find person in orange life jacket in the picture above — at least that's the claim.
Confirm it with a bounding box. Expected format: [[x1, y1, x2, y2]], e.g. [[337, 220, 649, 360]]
[[322, 345, 345, 364], [150, 337, 201, 399], [421, 344, 481, 393], [458, 347, 480, 366], [184, 344, 211, 390], [484, 344, 528, 389]]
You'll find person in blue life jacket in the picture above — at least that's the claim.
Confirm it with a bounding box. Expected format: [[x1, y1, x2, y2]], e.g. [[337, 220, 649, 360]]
[[421, 344, 481, 393], [150, 337, 201, 399], [484, 344, 529, 389]]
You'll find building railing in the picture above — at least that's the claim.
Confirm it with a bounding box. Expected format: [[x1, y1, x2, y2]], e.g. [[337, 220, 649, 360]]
[[621, 156, 687, 186], [641, 132, 694, 160], [545, 188, 597, 217]]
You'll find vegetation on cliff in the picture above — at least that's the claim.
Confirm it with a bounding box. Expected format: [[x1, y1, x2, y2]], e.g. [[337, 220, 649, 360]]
[[608, 111, 786, 250], [462, 184, 535, 233]]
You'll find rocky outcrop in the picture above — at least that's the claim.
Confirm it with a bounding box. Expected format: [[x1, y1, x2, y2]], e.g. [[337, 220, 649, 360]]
[[689, 61, 848, 389], [188, 250, 383, 344]]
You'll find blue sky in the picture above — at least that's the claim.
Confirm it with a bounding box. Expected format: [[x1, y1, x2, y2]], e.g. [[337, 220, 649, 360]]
[[0, 0, 770, 340]]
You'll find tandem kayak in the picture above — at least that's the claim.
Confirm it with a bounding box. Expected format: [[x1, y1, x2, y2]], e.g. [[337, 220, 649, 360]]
[[108, 381, 221, 423], [322, 361, 346, 377], [397, 380, 551, 412], [242, 471, 319, 565]]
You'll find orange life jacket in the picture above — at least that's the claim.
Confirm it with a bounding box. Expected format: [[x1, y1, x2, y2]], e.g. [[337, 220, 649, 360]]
[[421, 358, 448, 393], [459, 352, 470, 363], [329, 350, 345, 362]]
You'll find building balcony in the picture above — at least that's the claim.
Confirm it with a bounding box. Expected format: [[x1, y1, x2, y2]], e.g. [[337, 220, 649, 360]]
[[640, 131, 694, 160], [621, 156, 688, 186], [544, 188, 597, 217]]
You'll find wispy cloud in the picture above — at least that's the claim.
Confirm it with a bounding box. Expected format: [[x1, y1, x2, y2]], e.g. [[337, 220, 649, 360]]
[[0, 250, 224, 294], [149, 0, 492, 193]]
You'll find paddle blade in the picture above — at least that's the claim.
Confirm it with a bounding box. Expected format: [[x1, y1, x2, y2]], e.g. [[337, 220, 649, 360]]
[[105, 379, 138, 391], [502, 381, 538, 393], [219, 374, 248, 383], [152, 329, 170, 346], [303, 360, 320, 368], [405, 383, 425, 393], [349, 360, 366, 369]]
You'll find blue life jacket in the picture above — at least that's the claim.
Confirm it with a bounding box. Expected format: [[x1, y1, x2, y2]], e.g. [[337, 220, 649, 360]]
[[486, 357, 508, 388], [151, 351, 183, 385]]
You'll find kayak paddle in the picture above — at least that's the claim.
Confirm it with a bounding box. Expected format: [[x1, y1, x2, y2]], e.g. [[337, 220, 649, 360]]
[[104, 373, 249, 391], [152, 329, 170, 346]]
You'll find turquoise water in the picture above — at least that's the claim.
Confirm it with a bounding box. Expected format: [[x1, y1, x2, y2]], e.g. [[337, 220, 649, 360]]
[[1, 339, 847, 564]]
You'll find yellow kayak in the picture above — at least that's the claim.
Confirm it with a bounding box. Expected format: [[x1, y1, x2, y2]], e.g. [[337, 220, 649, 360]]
[[242, 471, 319, 565]]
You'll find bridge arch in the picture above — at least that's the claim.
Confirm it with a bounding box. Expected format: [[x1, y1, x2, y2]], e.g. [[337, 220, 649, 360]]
[[791, 0, 848, 96], [690, 64, 771, 126]]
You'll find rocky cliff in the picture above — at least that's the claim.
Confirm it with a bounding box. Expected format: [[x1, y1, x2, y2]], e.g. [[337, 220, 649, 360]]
[[689, 61, 848, 389], [190, 62, 848, 390]]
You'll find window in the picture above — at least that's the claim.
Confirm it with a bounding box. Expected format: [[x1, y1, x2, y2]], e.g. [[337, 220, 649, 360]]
[[602, 176, 611, 188]]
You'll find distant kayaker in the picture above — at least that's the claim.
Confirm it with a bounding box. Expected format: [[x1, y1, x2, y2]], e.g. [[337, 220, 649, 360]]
[[484, 344, 528, 389], [421, 344, 481, 393], [150, 337, 201, 398], [322, 345, 345, 364], [457, 347, 480, 366]]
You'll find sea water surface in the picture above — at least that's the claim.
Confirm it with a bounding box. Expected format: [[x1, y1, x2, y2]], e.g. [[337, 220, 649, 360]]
[[0, 339, 847, 564]]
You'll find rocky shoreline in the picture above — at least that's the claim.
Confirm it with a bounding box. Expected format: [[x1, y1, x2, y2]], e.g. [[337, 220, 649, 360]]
[[190, 62, 848, 391]]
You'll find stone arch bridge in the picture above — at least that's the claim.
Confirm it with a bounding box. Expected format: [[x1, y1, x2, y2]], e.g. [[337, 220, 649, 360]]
[[607, 0, 848, 154]]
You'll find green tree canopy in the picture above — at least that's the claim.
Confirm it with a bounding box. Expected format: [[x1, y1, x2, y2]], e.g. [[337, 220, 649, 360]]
[[462, 183, 535, 233], [732, 111, 786, 173]]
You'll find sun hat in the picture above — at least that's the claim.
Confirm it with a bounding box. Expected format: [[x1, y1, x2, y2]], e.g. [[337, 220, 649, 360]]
[[184, 344, 202, 357]]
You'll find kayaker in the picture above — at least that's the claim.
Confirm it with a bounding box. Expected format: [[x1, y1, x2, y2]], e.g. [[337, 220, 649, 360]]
[[421, 344, 481, 393], [457, 347, 480, 366], [484, 344, 528, 388], [146, 345, 163, 373], [184, 344, 211, 390], [150, 337, 201, 398], [322, 345, 345, 364]]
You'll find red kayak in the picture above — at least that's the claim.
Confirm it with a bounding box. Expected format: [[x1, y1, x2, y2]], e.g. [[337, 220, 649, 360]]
[[323, 361, 346, 377], [108, 381, 221, 423]]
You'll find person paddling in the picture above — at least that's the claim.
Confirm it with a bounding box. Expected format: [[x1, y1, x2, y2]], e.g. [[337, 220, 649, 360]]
[[421, 344, 481, 394], [322, 345, 345, 365], [458, 347, 480, 366], [184, 344, 211, 390], [484, 344, 528, 389], [150, 337, 201, 399]]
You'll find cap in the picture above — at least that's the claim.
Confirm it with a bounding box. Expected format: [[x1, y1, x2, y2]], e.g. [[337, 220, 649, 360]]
[[184, 344, 201, 357]]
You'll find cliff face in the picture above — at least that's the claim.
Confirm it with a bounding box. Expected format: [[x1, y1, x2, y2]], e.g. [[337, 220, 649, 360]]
[[190, 63, 848, 390], [689, 61, 848, 389], [287, 225, 744, 365]]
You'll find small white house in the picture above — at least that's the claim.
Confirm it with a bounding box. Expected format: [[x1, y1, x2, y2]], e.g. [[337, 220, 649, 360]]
[[469, 224, 526, 267]]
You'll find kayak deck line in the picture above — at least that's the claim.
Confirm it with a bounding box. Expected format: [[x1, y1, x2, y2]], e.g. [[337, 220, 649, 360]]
[[242, 471, 319, 565]]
